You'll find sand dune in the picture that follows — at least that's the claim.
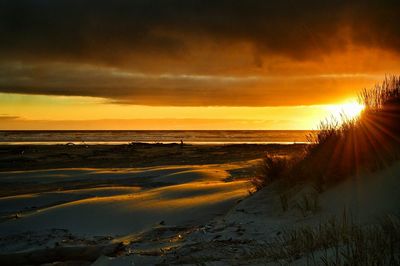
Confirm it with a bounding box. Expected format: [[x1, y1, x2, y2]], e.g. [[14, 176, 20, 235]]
[[0, 161, 253, 259], [159, 162, 400, 265], [0, 180, 248, 236], [0, 144, 398, 265]]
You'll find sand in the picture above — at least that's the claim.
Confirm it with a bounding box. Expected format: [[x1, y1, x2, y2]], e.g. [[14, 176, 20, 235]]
[[1, 143, 397, 265], [158, 162, 400, 265], [0, 144, 304, 265], [0, 162, 254, 249], [0, 143, 306, 172]]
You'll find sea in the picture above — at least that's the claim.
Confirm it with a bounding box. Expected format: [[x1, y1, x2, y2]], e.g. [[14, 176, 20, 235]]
[[0, 130, 313, 145]]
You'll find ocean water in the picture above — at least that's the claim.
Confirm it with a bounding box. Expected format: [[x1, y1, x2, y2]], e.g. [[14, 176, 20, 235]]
[[0, 130, 312, 145]]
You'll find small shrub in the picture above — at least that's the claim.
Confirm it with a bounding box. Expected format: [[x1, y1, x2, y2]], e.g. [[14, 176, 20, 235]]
[[262, 155, 291, 182], [252, 154, 300, 190]]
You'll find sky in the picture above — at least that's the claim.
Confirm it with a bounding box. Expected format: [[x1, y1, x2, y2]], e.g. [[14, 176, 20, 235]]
[[0, 0, 399, 130]]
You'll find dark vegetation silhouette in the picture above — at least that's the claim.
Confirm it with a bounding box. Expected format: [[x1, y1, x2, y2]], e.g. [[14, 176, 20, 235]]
[[253, 76, 400, 190]]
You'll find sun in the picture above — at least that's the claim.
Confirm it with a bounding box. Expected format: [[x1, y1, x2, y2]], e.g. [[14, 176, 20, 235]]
[[326, 100, 365, 121]]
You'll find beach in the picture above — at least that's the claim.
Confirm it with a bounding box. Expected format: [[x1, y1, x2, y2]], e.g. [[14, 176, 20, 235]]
[[0, 143, 304, 265], [1, 142, 399, 265]]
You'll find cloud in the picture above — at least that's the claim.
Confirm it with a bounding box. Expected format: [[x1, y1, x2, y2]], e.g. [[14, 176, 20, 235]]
[[1, 0, 399, 63], [0, 115, 19, 120], [0, 61, 389, 106], [0, 1, 399, 106], [0, 61, 387, 106]]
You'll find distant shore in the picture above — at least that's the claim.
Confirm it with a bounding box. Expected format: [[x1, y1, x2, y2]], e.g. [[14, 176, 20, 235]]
[[0, 130, 312, 146]]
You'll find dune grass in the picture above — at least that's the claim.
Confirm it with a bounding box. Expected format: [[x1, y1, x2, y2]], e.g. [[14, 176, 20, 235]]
[[248, 212, 400, 265], [254, 76, 400, 190], [303, 75, 400, 188], [251, 154, 298, 190]]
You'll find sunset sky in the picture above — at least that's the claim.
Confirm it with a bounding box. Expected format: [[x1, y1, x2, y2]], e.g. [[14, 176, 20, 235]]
[[1, 0, 399, 130]]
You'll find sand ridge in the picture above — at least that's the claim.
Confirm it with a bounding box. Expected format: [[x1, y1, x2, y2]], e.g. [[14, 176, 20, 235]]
[[0, 159, 256, 260]]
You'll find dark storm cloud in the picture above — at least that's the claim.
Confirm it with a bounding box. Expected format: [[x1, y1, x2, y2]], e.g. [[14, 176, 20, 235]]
[[0, 0, 399, 105], [0, 62, 383, 106], [0, 0, 399, 62], [0, 62, 263, 105]]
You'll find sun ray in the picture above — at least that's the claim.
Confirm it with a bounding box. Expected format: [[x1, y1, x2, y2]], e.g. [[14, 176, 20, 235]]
[[325, 100, 365, 122]]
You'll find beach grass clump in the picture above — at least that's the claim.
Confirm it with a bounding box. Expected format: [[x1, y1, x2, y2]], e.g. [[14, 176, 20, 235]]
[[249, 213, 400, 265], [297, 76, 400, 188], [253, 76, 400, 191], [252, 154, 300, 191]]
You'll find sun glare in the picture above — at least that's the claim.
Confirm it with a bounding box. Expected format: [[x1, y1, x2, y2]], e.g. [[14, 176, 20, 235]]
[[326, 100, 365, 121]]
